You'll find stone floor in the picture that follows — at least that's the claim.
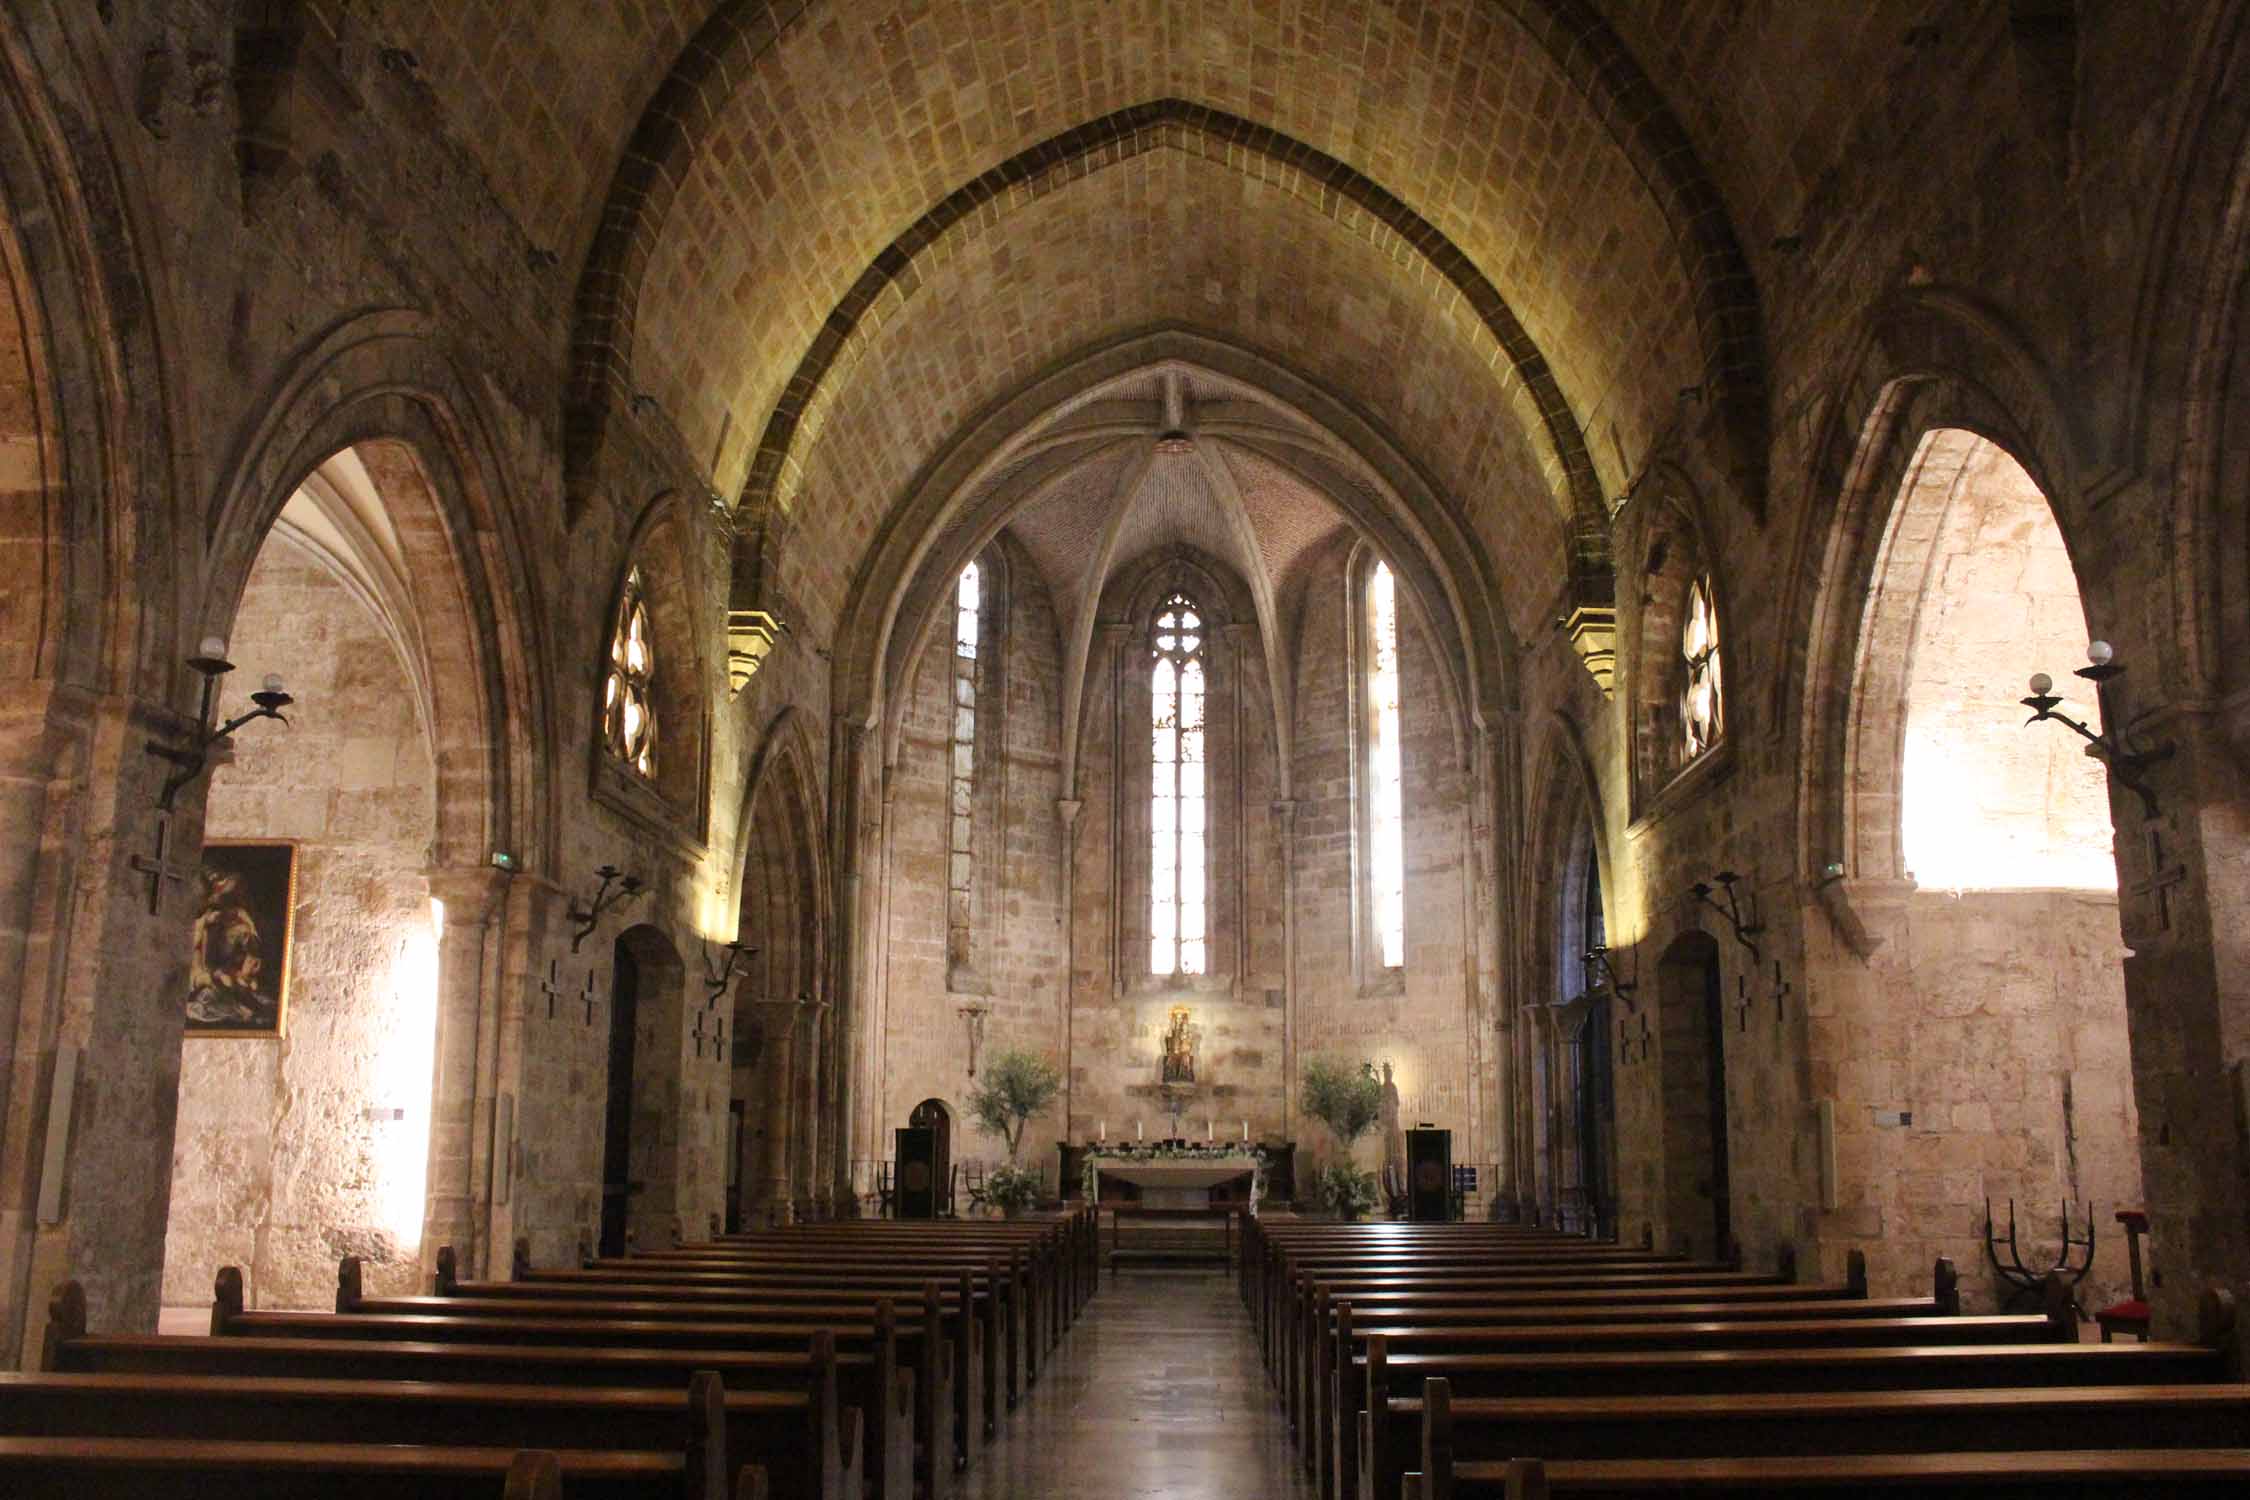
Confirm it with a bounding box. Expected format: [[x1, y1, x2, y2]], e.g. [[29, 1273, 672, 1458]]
[[959, 1267, 1316, 1499]]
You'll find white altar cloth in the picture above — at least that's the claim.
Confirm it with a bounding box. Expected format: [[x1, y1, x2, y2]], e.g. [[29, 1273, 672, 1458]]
[[1088, 1153, 1261, 1207]]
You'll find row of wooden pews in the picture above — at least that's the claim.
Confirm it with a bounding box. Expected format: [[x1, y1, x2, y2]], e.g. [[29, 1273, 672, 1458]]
[[8, 1207, 1097, 1499], [1244, 1215, 2250, 1499]]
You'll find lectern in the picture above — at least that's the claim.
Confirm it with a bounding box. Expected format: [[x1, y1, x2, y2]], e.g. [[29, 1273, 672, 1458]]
[[1406, 1127, 1452, 1221]]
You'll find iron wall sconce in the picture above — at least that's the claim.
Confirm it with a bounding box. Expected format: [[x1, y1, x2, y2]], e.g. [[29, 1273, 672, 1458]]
[[2021, 641, 2173, 820], [1692, 869, 1763, 959], [568, 865, 647, 952], [146, 635, 294, 811], [1582, 943, 1638, 1005], [703, 939, 755, 1004]]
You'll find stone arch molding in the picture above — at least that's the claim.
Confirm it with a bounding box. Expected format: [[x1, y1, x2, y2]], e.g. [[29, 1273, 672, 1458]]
[[731, 703, 830, 975], [1788, 292, 2094, 942], [566, 11, 1769, 522], [832, 331, 1517, 812], [200, 309, 552, 872]]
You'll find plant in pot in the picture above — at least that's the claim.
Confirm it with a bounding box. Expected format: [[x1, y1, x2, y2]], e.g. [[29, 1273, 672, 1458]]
[[1300, 1056, 1383, 1221], [965, 1048, 1062, 1213]]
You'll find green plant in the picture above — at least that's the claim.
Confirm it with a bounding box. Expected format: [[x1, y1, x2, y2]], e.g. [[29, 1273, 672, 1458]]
[[1300, 1057, 1383, 1150], [968, 1162, 1045, 1216], [965, 1049, 1062, 1160], [1314, 1161, 1380, 1220]]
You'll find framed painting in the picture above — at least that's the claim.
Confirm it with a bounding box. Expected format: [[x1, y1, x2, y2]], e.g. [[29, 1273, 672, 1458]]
[[186, 840, 297, 1037]]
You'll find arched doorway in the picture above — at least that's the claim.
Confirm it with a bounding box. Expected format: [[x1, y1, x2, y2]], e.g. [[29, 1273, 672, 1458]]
[[1656, 930, 1728, 1259], [909, 1098, 953, 1218], [605, 924, 685, 1256]]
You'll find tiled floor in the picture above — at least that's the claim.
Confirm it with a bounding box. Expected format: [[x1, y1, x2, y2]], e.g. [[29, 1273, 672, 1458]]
[[959, 1268, 1316, 1499]]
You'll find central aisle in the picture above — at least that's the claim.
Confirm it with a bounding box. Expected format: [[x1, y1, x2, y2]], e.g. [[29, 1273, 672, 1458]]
[[959, 1267, 1318, 1498]]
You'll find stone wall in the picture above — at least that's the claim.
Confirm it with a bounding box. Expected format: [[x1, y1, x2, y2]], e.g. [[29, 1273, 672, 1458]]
[[161, 533, 437, 1309]]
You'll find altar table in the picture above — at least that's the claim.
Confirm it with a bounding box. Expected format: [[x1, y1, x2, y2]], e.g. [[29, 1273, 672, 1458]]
[[1088, 1153, 1261, 1209]]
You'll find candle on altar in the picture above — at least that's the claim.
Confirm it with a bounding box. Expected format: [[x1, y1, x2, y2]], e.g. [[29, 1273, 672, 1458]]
[[1241, 1119, 1249, 1142], [1136, 1119, 1143, 1141], [1097, 1119, 1105, 1141]]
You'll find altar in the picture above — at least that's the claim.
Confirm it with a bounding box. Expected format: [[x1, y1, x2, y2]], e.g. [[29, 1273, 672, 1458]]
[[1082, 1149, 1265, 1210]]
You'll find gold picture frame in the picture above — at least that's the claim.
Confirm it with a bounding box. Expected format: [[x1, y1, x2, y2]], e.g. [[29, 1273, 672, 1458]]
[[186, 839, 297, 1038]]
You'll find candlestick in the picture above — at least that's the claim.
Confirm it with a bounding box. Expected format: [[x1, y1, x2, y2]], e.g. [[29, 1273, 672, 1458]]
[[1097, 1118, 1105, 1141], [1136, 1119, 1143, 1141], [1241, 1118, 1249, 1142], [1206, 1117, 1213, 1141]]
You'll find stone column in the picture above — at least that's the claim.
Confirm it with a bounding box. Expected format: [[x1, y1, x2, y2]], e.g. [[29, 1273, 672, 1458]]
[[750, 996, 802, 1223], [9, 692, 205, 1356], [793, 999, 828, 1215], [1274, 799, 1298, 1148], [2110, 710, 2250, 1341], [418, 866, 510, 1280]]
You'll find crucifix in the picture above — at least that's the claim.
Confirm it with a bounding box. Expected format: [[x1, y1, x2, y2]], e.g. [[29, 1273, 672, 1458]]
[[1736, 973, 1753, 1033], [539, 959, 563, 1021], [2126, 825, 2188, 942], [582, 968, 600, 1027], [1622, 1013, 1651, 1065], [129, 815, 195, 915], [1769, 960, 1793, 1027], [690, 1009, 713, 1059]]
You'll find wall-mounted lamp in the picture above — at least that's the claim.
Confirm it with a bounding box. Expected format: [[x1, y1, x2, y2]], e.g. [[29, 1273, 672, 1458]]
[[1582, 943, 1638, 1006], [2021, 640, 2173, 820], [1691, 869, 1763, 959], [568, 865, 647, 952], [957, 1002, 990, 1076], [145, 636, 293, 811], [703, 939, 756, 1004]]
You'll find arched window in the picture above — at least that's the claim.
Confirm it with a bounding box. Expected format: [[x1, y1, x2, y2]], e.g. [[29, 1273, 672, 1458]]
[[1680, 575, 1722, 760], [1150, 594, 1207, 976], [604, 566, 656, 777], [948, 563, 980, 977], [1365, 561, 1406, 969]]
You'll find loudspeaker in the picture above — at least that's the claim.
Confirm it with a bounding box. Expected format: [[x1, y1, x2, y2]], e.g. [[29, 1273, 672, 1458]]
[[1406, 1127, 1452, 1221], [895, 1126, 938, 1219]]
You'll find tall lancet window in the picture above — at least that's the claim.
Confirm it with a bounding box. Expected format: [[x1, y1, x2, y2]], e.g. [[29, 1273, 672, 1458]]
[[1680, 575, 1722, 760], [604, 566, 657, 778], [1366, 562, 1406, 969], [1150, 594, 1208, 976], [948, 562, 980, 977]]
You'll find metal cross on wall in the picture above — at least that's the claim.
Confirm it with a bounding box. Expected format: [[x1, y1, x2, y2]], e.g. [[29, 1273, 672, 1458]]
[[539, 959, 563, 1021], [582, 968, 600, 1027], [129, 815, 195, 915], [1769, 961, 1793, 1027], [2126, 825, 2188, 944]]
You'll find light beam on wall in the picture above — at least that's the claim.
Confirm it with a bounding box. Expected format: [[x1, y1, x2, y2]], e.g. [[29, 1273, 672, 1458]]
[[377, 897, 442, 1251]]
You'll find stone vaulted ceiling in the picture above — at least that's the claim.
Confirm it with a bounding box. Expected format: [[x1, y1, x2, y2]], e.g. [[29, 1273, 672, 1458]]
[[345, 1, 1908, 641]]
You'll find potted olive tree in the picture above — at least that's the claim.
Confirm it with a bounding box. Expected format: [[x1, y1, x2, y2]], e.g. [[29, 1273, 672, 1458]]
[[1300, 1057, 1383, 1220], [965, 1049, 1062, 1216]]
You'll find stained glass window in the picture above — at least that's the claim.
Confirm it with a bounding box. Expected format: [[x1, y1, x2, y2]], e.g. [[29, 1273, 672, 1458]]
[[1367, 562, 1405, 969], [1681, 575, 1722, 759], [604, 567, 656, 778], [949, 563, 979, 973], [1150, 595, 1207, 976]]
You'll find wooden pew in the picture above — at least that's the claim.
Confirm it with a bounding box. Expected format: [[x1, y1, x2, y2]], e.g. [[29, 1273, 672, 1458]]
[[488, 1247, 1022, 1421], [46, 1280, 923, 1500], [1356, 1288, 2244, 1500], [0, 1440, 735, 1500]]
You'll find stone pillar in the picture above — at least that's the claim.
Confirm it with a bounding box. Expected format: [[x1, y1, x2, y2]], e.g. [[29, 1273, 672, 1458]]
[[8, 693, 205, 1357], [750, 997, 802, 1222], [793, 999, 828, 1215], [418, 866, 510, 1281], [1274, 799, 1299, 1149], [2110, 711, 2250, 1341]]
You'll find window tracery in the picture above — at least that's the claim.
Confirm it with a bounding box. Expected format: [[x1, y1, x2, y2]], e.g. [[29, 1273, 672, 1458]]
[[1680, 575, 1722, 760], [603, 566, 657, 778], [1150, 594, 1207, 977]]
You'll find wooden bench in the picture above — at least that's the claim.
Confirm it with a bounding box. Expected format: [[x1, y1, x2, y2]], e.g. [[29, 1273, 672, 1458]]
[[1354, 1288, 2242, 1500], [0, 1439, 744, 1500], [1430, 1444, 2250, 1498], [46, 1285, 923, 1500]]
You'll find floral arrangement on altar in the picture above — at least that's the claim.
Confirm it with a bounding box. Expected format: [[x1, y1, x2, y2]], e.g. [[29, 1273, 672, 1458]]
[[1082, 1141, 1271, 1209]]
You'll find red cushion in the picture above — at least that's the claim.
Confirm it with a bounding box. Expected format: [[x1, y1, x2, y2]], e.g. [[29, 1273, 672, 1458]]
[[2098, 1299, 2151, 1321]]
